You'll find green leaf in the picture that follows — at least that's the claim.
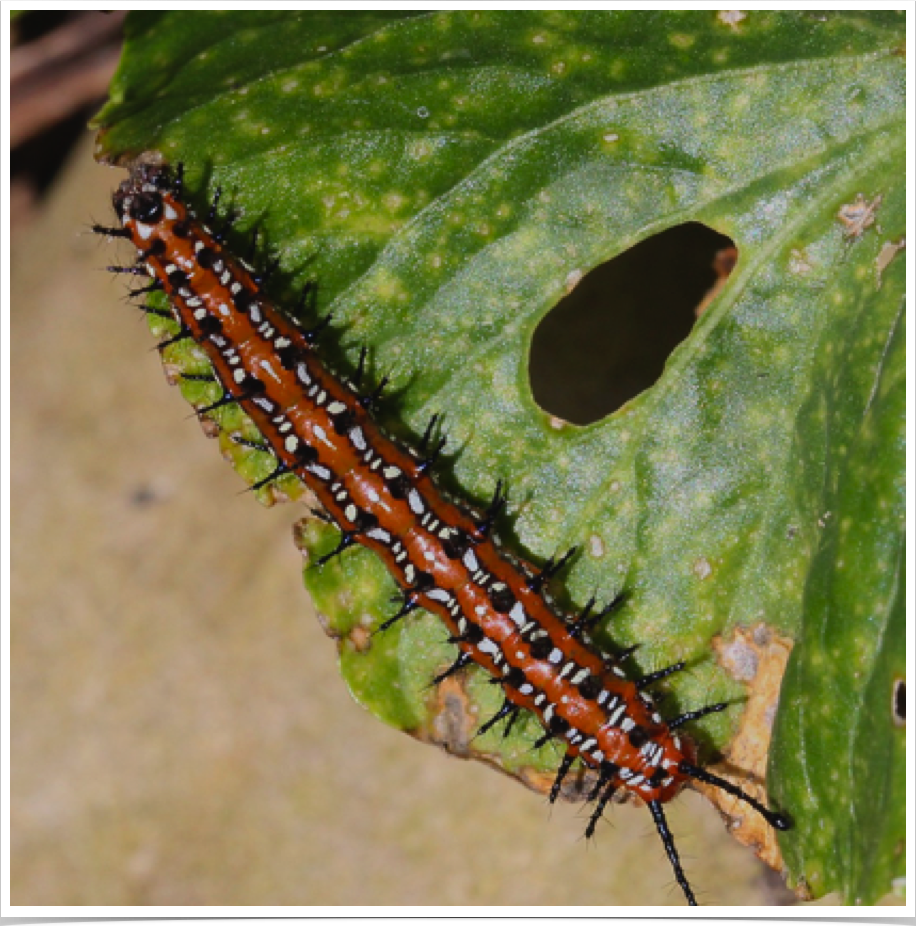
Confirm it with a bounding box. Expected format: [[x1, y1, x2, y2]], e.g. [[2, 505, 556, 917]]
[[770, 304, 905, 904], [94, 10, 905, 901]]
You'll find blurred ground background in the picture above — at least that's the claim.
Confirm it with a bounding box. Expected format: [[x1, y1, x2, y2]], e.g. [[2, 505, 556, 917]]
[[10, 11, 817, 908]]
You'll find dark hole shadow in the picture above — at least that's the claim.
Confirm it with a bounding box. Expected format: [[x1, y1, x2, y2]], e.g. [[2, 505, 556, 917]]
[[529, 222, 737, 426], [894, 679, 905, 725]]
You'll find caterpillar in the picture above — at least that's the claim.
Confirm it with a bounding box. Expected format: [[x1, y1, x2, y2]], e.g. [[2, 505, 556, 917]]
[[97, 160, 790, 906]]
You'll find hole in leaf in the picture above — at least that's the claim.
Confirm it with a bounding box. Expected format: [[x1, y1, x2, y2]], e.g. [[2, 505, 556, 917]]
[[529, 223, 737, 426], [893, 679, 905, 726]]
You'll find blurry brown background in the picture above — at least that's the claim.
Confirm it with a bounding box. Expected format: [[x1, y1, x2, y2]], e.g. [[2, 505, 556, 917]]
[[10, 11, 813, 908]]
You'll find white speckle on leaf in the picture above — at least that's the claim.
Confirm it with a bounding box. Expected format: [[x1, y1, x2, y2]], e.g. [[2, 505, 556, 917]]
[[693, 557, 713, 580], [789, 248, 813, 275], [564, 269, 583, 293], [718, 10, 747, 30], [670, 33, 696, 49]]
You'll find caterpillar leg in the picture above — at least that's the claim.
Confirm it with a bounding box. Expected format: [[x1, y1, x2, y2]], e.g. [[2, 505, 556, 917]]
[[648, 799, 697, 906]]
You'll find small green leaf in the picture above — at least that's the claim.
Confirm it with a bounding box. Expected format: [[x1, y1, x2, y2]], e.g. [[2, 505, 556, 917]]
[[94, 11, 905, 901]]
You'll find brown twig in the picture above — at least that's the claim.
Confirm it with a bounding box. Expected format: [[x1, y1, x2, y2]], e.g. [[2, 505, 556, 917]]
[[10, 11, 126, 148]]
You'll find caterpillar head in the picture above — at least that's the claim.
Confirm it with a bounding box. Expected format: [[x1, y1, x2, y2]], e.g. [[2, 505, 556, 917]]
[[113, 163, 173, 227]]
